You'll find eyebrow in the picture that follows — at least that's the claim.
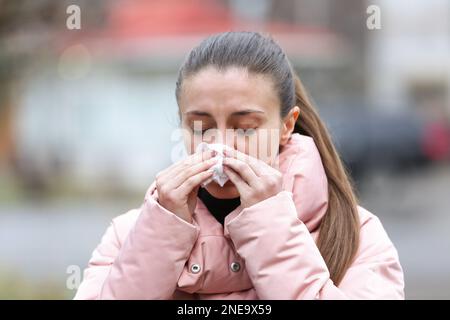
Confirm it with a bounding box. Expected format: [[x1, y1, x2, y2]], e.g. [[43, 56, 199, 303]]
[[184, 109, 265, 117]]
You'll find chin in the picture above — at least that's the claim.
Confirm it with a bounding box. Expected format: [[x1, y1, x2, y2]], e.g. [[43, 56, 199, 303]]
[[205, 181, 240, 199]]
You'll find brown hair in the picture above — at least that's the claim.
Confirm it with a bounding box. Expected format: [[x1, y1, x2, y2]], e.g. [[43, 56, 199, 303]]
[[292, 74, 360, 285], [176, 31, 360, 285]]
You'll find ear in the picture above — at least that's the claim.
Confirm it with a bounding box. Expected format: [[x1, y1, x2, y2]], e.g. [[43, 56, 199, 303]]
[[280, 106, 300, 146]]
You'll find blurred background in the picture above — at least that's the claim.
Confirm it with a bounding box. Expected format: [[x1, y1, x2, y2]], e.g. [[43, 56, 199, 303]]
[[0, 0, 449, 299]]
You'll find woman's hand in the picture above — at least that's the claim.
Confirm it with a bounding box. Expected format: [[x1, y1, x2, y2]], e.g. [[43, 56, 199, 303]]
[[155, 150, 217, 223], [222, 149, 283, 208]]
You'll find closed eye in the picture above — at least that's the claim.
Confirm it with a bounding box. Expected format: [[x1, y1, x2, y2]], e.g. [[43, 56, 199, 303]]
[[236, 127, 258, 136]]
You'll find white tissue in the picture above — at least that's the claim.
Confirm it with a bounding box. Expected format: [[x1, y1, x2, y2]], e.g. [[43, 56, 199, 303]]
[[196, 142, 230, 187]]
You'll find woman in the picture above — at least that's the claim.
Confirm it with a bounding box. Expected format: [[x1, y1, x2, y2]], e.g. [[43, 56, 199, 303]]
[[74, 32, 404, 299]]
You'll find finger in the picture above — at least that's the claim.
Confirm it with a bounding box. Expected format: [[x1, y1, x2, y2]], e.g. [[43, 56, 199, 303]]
[[159, 150, 215, 181], [223, 165, 250, 194], [165, 156, 218, 190], [188, 148, 217, 164], [177, 168, 215, 196], [222, 157, 258, 185], [223, 148, 265, 176]]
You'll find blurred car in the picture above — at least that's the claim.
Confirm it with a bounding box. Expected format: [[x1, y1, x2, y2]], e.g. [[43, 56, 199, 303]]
[[319, 104, 450, 182]]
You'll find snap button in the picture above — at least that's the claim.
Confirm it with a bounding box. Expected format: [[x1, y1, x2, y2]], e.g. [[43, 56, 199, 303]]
[[190, 263, 201, 274], [230, 262, 241, 272]]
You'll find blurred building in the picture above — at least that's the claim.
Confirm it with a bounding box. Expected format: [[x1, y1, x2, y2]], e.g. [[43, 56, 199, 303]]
[[3, 0, 365, 194], [1, 0, 448, 193], [366, 0, 450, 118]]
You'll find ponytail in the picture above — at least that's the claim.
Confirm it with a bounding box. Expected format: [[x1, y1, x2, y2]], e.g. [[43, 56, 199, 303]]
[[293, 74, 360, 285]]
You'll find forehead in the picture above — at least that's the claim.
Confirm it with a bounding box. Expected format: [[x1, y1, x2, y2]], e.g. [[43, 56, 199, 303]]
[[179, 66, 280, 115]]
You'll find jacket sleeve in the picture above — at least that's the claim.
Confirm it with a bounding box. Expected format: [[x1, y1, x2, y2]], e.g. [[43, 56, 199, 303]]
[[74, 197, 200, 300], [226, 191, 405, 300]]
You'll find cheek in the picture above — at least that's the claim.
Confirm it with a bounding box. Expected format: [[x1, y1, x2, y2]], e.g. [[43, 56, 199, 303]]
[[235, 128, 281, 165], [182, 129, 197, 155], [183, 135, 192, 155]]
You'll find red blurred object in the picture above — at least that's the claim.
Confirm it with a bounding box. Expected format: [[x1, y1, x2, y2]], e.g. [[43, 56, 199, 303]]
[[106, 0, 330, 38], [57, 0, 344, 60], [108, 0, 232, 37], [422, 121, 450, 161]]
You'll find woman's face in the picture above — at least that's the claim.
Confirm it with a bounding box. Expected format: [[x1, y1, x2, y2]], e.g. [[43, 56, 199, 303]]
[[178, 66, 299, 199]]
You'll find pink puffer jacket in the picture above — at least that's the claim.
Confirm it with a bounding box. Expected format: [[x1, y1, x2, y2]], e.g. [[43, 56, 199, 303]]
[[74, 133, 404, 299]]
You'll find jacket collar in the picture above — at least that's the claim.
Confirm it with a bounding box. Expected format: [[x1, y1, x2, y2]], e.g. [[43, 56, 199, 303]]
[[221, 133, 328, 236]]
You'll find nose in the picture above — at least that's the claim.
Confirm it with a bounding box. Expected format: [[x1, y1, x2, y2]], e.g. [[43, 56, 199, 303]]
[[214, 127, 235, 150]]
